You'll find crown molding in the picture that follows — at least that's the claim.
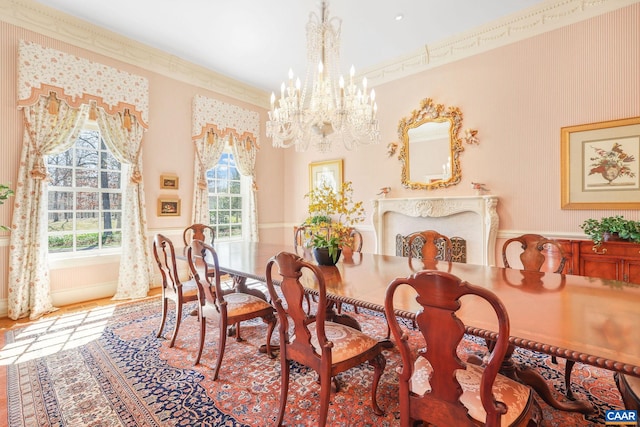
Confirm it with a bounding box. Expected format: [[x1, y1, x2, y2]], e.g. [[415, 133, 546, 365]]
[[0, 0, 271, 108], [1, 0, 636, 105], [361, 0, 640, 87]]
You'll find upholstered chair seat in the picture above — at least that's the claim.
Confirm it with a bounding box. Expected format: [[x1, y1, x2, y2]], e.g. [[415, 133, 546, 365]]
[[409, 358, 534, 426]]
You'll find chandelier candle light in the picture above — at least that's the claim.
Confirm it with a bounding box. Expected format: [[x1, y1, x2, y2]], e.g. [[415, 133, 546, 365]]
[[266, 0, 380, 152]]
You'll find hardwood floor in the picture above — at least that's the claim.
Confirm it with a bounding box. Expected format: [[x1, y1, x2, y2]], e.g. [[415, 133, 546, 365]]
[[0, 287, 162, 331]]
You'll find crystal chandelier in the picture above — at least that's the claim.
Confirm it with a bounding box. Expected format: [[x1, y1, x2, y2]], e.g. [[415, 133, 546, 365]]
[[266, 1, 380, 152]]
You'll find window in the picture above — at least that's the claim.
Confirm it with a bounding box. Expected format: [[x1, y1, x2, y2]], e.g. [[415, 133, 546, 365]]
[[47, 127, 123, 253], [207, 152, 244, 240]]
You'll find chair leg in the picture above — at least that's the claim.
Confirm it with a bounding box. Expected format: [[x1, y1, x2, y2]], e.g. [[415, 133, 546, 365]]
[[157, 297, 168, 338], [264, 315, 276, 358], [169, 301, 183, 348], [213, 318, 228, 381], [369, 353, 386, 416], [565, 359, 576, 400], [318, 370, 332, 427], [194, 313, 206, 365], [276, 357, 290, 426]]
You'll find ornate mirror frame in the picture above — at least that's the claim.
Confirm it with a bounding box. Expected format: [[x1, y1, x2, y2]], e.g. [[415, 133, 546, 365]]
[[398, 98, 465, 190]]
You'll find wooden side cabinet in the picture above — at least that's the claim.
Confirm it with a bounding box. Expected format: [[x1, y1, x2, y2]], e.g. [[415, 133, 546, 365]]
[[557, 239, 640, 284]]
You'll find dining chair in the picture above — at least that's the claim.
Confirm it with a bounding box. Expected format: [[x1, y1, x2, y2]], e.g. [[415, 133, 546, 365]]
[[502, 233, 575, 398], [615, 373, 640, 411], [265, 251, 387, 426], [385, 270, 542, 427], [407, 229, 453, 268], [502, 233, 567, 274], [183, 223, 215, 246], [152, 233, 199, 348], [187, 240, 276, 380]]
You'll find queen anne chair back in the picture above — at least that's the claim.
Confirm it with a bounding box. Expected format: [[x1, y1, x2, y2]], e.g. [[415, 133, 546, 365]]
[[384, 270, 541, 427], [265, 251, 388, 426]]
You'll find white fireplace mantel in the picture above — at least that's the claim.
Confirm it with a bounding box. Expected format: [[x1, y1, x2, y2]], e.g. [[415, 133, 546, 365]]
[[372, 195, 499, 266]]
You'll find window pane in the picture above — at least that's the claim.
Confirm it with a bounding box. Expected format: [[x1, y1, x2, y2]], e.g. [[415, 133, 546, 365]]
[[219, 197, 231, 209], [48, 191, 73, 210], [208, 197, 217, 210], [76, 169, 98, 188], [102, 212, 121, 230], [76, 149, 99, 168], [230, 225, 242, 237], [101, 151, 121, 170], [76, 212, 99, 231], [102, 171, 121, 189], [49, 167, 73, 187], [102, 193, 122, 210], [231, 196, 241, 210], [219, 211, 230, 224], [230, 168, 240, 180], [76, 131, 100, 149], [209, 211, 217, 224], [230, 210, 241, 224], [48, 234, 73, 253], [77, 232, 99, 250], [48, 212, 73, 231], [77, 192, 99, 210], [217, 226, 230, 238], [102, 231, 121, 247], [47, 152, 73, 167]]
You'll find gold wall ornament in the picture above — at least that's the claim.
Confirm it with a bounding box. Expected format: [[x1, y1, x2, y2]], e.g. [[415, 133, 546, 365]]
[[398, 98, 470, 190]]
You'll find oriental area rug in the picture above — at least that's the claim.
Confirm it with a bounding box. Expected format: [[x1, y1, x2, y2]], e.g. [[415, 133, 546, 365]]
[[2, 297, 625, 426]]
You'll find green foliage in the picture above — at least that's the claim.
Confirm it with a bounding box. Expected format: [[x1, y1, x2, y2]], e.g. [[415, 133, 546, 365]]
[[580, 216, 640, 245], [312, 234, 341, 263], [0, 183, 14, 231]]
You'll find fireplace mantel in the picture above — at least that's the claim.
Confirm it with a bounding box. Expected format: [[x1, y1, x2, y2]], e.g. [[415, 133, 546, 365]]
[[372, 195, 499, 266]]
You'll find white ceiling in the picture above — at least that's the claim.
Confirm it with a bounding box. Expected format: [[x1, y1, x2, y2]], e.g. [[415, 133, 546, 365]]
[[31, 0, 553, 93]]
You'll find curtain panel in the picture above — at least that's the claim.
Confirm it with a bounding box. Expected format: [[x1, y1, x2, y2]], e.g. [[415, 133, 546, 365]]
[[191, 96, 260, 240], [10, 41, 151, 319]]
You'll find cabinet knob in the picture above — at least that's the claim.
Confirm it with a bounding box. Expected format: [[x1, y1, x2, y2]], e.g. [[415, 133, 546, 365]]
[[592, 245, 607, 255]]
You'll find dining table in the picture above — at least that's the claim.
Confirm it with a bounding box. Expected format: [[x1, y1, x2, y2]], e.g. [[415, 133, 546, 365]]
[[181, 240, 640, 414]]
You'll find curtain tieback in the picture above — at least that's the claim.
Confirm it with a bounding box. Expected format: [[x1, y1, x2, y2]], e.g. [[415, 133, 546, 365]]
[[130, 169, 142, 184], [198, 178, 207, 190]]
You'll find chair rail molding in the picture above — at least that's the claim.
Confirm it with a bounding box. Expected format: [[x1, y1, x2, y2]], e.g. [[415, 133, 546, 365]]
[[372, 195, 499, 266]]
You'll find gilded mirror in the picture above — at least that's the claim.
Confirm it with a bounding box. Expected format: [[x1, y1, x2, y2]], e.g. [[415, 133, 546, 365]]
[[398, 98, 465, 190]]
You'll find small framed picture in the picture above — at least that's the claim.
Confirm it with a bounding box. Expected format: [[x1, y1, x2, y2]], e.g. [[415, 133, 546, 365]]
[[309, 159, 343, 192], [158, 198, 181, 216], [160, 174, 179, 190]]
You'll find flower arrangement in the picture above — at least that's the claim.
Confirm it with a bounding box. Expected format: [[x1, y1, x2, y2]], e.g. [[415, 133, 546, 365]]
[[588, 142, 636, 183], [303, 181, 365, 262]]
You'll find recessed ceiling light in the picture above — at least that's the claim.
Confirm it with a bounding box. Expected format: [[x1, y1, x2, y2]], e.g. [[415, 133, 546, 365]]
[[395, 14, 404, 21]]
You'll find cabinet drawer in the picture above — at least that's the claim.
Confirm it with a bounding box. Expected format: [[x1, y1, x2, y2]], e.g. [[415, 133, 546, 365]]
[[579, 241, 640, 258]]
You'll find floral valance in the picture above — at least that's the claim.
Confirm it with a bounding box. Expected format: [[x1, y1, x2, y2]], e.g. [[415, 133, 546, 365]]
[[17, 40, 149, 128], [192, 95, 259, 147]]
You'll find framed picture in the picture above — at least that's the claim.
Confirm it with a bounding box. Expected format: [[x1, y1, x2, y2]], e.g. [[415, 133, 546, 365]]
[[158, 198, 181, 216], [160, 174, 179, 190], [561, 116, 640, 209], [309, 159, 343, 192]]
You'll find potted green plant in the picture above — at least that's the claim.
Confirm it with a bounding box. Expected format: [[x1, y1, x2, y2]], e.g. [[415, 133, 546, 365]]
[[0, 183, 14, 231], [303, 181, 365, 264], [580, 216, 640, 245], [311, 234, 342, 265]]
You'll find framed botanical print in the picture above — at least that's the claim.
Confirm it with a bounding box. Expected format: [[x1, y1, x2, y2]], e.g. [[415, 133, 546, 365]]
[[561, 116, 640, 209]]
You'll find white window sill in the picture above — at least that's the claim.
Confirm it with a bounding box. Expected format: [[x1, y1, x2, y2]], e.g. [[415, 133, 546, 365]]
[[49, 250, 121, 269]]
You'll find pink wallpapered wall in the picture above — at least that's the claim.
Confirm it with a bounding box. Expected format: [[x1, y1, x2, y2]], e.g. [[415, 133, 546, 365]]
[[0, 4, 639, 308]]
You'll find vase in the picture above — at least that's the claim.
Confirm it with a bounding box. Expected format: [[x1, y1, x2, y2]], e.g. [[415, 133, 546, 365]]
[[603, 232, 627, 242], [313, 247, 342, 266], [601, 165, 621, 183]]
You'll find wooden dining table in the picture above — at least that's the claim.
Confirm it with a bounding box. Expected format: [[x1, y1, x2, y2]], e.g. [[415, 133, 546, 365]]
[[182, 240, 640, 414]]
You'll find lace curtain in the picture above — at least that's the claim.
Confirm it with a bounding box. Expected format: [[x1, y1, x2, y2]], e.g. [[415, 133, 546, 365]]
[[96, 108, 152, 300], [8, 95, 88, 320]]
